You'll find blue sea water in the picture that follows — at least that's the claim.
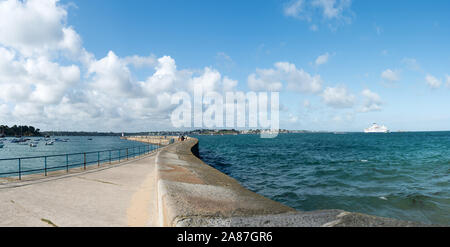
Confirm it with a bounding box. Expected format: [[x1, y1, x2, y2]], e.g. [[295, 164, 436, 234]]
[[195, 132, 450, 225], [0, 136, 154, 176]]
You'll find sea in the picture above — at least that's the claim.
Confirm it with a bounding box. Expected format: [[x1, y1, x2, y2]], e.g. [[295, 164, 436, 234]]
[[195, 132, 450, 226], [0, 136, 153, 176]]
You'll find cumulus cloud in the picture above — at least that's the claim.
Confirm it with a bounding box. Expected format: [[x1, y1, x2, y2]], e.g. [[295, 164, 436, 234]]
[[0, 0, 66, 55], [87, 51, 139, 97], [0, 0, 372, 131], [0, 0, 87, 111], [425, 74, 441, 89], [248, 71, 283, 92], [360, 89, 382, 112], [381, 69, 400, 82], [321, 86, 355, 108], [0, 48, 80, 105], [0, 0, 241, 131], [248, 62, 322, 93]]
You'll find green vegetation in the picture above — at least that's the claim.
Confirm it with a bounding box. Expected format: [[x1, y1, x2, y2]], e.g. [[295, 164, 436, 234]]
[[41, 218, 58, 227], [0, 125, 41, 137]]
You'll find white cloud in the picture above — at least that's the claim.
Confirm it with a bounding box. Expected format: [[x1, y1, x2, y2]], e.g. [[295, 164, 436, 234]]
[[0, 0, 244, 131], [139, 55, 181, 96], [446, 75, 450, 88], [315, 52, 329, 66], [381, 69, 400, 82], [321, 86, 355, 108], [88, 51, 141, 98], [223, 77, 238, 92], [189, 67, 222, 93], [248, 73, 282, 92], [425, 74, 441, 89], [360, 89, 382, 112], [0, 0, 66, 56], [28, 58, 80, 104], [248, 62, 322, 93], [0, 48, 80, 105]]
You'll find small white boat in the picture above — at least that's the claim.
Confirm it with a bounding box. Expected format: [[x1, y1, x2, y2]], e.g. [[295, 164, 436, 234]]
[[45, 141, 54, 145], [30, 143, 37, 147], [364, 123, 389, 133]]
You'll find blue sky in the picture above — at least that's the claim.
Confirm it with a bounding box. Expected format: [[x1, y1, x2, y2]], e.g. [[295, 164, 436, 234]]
[[1, 0, 450, 131]]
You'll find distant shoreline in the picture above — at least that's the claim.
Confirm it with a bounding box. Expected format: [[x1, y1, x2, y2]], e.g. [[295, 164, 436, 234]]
[[3, 130, 450, 138]]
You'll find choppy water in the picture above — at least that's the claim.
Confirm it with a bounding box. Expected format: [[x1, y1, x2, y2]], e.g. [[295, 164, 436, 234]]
[[0, 136, 154, 176], [196, 132, 450, 225]]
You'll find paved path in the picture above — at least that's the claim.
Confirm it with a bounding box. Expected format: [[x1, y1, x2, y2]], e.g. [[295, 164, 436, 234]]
[[0, 153, 158, 227]]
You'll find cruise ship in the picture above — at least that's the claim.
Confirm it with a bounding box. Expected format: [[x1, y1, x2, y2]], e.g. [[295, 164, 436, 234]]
[[364, 123, 389, 133]]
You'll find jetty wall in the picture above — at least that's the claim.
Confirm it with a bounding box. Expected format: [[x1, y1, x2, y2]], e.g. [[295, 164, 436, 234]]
[[124, 136, 430, 227], [122, 136, 178, 146]]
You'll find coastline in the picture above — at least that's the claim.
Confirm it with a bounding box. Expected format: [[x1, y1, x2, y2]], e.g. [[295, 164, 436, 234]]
[[126, 136, 434, 226], [0, 135, 439, 226]]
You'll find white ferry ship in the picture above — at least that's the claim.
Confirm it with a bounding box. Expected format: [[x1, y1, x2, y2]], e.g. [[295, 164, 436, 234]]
[[364, 123, 389, 133]]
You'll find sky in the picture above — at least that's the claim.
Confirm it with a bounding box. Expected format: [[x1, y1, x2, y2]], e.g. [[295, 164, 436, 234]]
[[0, 0, 450, 132]]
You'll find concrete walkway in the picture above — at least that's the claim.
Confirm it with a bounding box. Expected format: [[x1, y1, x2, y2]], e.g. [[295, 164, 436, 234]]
[[0, 153, 158, 227]]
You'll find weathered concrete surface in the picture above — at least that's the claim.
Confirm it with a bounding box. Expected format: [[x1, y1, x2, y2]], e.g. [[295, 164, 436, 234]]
[[138, 137, 433, 227], [0, 152, 160, 227], [175, 210, 428, 227]]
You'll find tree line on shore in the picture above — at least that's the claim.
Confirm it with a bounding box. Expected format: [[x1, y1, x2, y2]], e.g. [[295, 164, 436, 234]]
[[0, 125, 41, 137], [0, 126, 125, 137]]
